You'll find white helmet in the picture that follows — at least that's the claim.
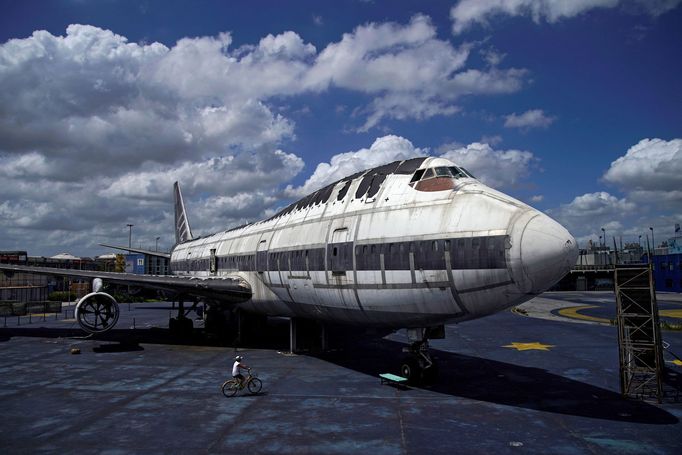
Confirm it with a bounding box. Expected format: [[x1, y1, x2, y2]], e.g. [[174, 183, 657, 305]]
[[235, 355, 242, 361]]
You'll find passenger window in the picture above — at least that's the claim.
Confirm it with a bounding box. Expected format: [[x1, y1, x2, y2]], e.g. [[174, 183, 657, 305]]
[[422, 168, 435, 179], [333, 247, 338, 257], [444, 240, 450, 250], [432, 240, 439, 251], [363, 245, 368, 255], [410, 169, 425, 183]]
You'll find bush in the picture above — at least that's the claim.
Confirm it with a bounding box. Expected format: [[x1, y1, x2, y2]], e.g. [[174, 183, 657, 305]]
[[48, 291, 78, 302]]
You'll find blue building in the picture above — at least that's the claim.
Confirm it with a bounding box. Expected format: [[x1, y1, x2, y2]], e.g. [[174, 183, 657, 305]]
[[125, 254, 146, 275], [651, 253, 682, 293]]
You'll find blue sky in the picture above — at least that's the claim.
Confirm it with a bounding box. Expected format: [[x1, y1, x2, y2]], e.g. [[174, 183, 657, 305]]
[[0, 0, 680, 256]]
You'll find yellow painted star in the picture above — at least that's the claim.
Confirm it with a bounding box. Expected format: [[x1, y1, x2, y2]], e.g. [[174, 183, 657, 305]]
[[669, 359, 682, 367], [503, 342, 555, 351]]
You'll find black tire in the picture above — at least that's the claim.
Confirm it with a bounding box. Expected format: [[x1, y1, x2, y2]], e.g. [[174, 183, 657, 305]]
[[247, 378, 262, 394], [221, 380, 239, 397], [400, 357, 421, 385]]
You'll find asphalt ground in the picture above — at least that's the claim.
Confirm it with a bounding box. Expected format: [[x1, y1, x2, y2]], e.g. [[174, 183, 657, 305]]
[[1, 292, 682, 454]]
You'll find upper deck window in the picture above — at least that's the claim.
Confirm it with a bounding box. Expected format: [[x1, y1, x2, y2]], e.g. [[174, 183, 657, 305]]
[[410, 169, 425, 183]]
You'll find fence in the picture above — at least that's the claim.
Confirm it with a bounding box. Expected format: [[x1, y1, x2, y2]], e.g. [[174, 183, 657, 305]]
[[0, 301, 62, 317]]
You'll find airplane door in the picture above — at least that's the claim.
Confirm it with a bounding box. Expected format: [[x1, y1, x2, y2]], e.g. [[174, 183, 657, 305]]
[[256, 236, 268, 274], [209, 249, 217, 275], [318, 221, 360, 316], [329, 228, 352, 274]]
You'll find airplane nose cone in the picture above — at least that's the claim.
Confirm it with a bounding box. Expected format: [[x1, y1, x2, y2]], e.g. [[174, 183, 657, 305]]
[[520, 214, 578, 294]]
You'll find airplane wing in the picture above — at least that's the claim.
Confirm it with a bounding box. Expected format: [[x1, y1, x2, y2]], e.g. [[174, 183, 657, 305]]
[[0, 264, 251, 303], [99, 243, 171, 259]]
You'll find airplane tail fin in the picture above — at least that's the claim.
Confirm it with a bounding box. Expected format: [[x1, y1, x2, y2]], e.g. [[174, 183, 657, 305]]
[[174, 182, 193, 244]]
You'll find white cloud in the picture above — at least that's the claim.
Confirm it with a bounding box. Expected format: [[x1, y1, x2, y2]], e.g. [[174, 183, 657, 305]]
[[603, 138, 682, 193], [504, 109, 555, 129], [304, 15, 526, 130], [0, 19, 531, 255], [285, 135, 425, 197], [450, 0, 681, 34], [547, 191, 636, 241], [287, 136, 537, 198], [547, 138, 682, 245], [530, 195, 544, 202], [439, 142, 535, 188]]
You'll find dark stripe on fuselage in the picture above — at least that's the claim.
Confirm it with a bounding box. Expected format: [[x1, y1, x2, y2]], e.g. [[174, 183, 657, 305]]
[[170, 235, 508, 274]]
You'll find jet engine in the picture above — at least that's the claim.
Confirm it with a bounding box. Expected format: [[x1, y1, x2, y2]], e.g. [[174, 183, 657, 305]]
[[75, 291, 120, 333]]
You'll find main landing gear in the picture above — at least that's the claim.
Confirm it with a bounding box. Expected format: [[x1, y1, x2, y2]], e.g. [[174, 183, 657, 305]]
[[168, 297, 197, 336], [399, 326, 444, 385]]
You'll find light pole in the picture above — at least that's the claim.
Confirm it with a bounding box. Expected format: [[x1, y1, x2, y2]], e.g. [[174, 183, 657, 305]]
[[155, 236, 160, 252], [127, 224, 134, 251], [601, 227, 605, 247], [649, 227, 655, 256], [638, 235, 642, 249]]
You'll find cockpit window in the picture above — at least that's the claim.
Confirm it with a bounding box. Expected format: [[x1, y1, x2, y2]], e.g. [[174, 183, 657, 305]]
[[409, 169, 425, 183], [460, 167, 475, 178], [409, 165, 474, 189], [448, 166, 466, 178], [434, 167, 451, 177]]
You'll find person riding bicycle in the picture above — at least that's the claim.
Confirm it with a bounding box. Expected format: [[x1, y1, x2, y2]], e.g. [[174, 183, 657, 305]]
[[232, 355, 250, 388]]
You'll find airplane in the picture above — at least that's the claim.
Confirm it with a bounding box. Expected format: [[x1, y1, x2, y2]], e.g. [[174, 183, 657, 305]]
[[0, 156, 578, 383]]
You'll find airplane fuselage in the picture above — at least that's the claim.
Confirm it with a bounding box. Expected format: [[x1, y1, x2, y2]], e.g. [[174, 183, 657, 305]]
[[169, 157, 578, 328]]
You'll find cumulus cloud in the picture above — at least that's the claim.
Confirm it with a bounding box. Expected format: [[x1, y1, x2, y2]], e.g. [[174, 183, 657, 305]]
[[286, 136, 537, 198], [450, 0, 681, 34], [504, 109, 555, 129], [439, 142, 535, 188], [0, 19, 531, 255], [547, 191, 636, 240], [304, 15, 526, 131], [285, 135, 426, 197], [547, 138, 682, 245], [603, 138, 682, 193]]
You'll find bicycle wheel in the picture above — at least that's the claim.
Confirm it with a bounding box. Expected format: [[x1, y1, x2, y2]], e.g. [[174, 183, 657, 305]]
[[247, 377, 262, 394], [221, 380, 239, 397]]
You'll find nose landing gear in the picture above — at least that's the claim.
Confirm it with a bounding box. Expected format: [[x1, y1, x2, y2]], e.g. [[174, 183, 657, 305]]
[[399, 326, 444, 385]]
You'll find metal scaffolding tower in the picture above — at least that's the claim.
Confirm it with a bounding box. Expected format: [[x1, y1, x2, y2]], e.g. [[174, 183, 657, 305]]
[[615, 264, 664, 402]]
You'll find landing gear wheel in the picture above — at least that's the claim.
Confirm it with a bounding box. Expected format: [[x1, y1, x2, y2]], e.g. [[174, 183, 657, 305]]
[[400, 357, 421, 385], [221, 380, 239, 397], [247, 378, 262, 394]]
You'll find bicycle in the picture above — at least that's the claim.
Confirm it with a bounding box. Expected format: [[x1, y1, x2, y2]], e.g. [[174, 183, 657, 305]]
[[221, 368, 262, 397]]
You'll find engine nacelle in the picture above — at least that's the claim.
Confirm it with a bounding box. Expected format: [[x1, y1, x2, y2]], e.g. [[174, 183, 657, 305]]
[[75, 292, 120, 333]]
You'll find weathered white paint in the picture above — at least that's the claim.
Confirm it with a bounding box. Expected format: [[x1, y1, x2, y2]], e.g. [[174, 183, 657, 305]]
[[171, 157, 578, 328]]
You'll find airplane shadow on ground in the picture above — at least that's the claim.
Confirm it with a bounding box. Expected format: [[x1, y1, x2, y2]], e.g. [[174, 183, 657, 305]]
[[1, 324, 678, 425], [317, 334, 680, 425]]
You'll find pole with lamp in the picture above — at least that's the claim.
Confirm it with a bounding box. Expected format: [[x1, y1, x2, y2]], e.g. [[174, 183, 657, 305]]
[[127, 224, 134, 251], [649, 227, 655, 257], [126, 223, 134, 308], [155, 237, 161, 273]]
